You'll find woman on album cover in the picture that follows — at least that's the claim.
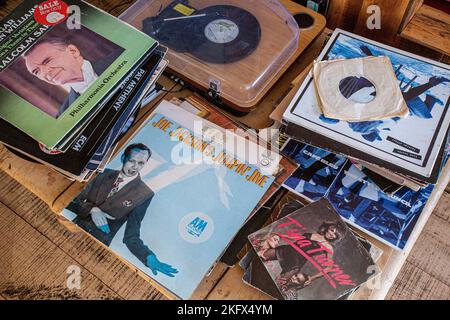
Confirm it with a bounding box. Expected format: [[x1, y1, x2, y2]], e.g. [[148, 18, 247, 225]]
[[255, 221, 346, 294]]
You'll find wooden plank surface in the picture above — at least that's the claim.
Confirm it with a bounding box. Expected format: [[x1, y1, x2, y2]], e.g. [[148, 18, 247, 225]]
[[0, 0, 326, 206], [0, 202, 121, 300], [386, 194, 450, 300], [406, 214, 450, 285], [0, 169, 231, 300], [386, 261, 450, 300], [400, 4, 450, 55], [225, 27, 331, 129], [399, 0, 425, 32], [326, 0, 364, 31]]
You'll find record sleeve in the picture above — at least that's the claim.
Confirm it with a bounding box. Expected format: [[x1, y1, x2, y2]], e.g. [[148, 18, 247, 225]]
[[0, 54, 164, 179], [62, 100, 283, 299], [283, 29, 450, 181], [0, 0, 158, 149], [326, 161, 435, 250], [313, 56, 409, 121], [248, 198, 377, 300], [285, 120, 449, 184], [84, 58, 168, 172], [277, 138, 444, 250]]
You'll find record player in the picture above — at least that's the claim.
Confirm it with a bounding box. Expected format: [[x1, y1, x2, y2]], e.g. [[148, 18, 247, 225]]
[[121, 0, 303, 113]]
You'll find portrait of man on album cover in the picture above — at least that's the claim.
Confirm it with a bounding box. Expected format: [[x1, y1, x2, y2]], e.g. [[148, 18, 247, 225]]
[[0, 23, 124, 118]]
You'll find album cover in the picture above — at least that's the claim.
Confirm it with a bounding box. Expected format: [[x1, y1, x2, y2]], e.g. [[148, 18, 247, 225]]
[[279, 139, 442, 250], [172, 96, 298, 267], [285, 120, 449, 184], [242, 232, 383, 301], [281, 139, 347, 201], [0, 0, 157, 149], [326, 161, 434, 250], [248, 198, 376, 300], [241, 191, 383, 300], [0, 54, 163, 178], [283, 29, 450, 181], [62, 100, 281, 299]]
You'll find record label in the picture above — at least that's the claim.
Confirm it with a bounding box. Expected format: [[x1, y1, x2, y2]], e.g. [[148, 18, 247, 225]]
[[204, 19, 239, 44]]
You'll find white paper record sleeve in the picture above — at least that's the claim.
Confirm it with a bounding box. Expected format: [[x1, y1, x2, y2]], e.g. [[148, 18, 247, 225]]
[[313, 56, 409, 122]]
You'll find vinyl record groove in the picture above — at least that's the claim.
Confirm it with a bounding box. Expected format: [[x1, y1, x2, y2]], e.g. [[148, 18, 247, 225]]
[[143, 3, 261, 64]]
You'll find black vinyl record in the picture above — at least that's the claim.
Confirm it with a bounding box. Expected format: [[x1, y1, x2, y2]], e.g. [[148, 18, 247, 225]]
[[143, 1, 195, 53], [184, 5, 261, 64], [143, 3, 261, 64]]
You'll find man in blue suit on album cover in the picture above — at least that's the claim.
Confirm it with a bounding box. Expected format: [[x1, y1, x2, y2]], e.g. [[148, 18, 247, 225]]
[[67, 143, 178, 278]]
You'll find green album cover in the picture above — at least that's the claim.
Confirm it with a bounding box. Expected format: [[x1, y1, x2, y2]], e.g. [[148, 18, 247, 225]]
[[0, 0, 157, 148]]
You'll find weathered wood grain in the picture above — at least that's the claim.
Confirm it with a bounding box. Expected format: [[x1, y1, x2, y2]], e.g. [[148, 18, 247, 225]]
[[354, 0, 411, 44], [327, 0, 411, 44], [386, 261, 450, 300], [0, 202, 120, 300], [404, 214, 450, 285], [327, 0, 364, 31], [191, 263, 229, 300], [431, 192, 450, 222], [400, 4, 450, 55], [399, 0, 425, 32]]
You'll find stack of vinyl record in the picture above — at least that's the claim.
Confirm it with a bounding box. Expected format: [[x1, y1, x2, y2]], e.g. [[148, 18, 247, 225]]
[[277, 29, 450, 253], [282, 29, 450, 189], [0, 0, 168, 181], [227, 29, 450, 300]]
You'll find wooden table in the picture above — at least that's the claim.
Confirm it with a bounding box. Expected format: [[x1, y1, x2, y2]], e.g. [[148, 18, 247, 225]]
[[0, 0, 449, 300]]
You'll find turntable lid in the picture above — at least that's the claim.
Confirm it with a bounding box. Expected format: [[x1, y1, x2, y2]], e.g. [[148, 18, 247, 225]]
[[121, 0, 300, 110]]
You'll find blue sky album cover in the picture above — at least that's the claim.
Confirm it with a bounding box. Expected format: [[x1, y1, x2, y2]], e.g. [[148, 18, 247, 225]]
[[326, 161, 433, 250], [282, 139, 346, 201], [63, 102, 276, 299], [284, 29, 450, 179]]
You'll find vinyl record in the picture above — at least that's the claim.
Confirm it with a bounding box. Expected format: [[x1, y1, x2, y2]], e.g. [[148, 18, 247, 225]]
[[184, 5, 261, 64], [143, 16, 191, 53]]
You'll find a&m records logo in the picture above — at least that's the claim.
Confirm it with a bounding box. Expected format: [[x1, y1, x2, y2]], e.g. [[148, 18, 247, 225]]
[[178, 212, 214, 244], [259, 153, 273, 167]]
